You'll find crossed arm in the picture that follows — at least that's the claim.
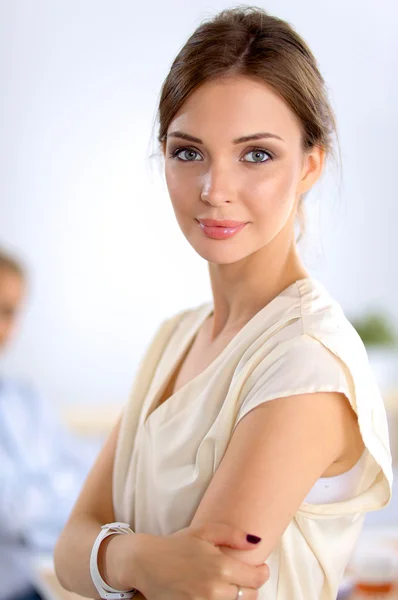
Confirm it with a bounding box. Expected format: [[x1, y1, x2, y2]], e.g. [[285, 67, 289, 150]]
[[54, 390, 363, 596], [190, 390, 363, 566]]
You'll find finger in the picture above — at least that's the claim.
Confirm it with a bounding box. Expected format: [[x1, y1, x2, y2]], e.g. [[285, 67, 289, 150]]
[[193, 522, 262, 550], [226, 583, 259, 599], [218, 557, 269, 590], [205, 581, 258, 600]]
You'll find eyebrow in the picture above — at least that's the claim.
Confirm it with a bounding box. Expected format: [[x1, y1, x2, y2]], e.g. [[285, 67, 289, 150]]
[[166, 131, 285, 144]]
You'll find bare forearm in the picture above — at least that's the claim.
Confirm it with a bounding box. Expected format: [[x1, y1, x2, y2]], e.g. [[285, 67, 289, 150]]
[[54, 516, 102, 598], [53, 516, 148, 598]]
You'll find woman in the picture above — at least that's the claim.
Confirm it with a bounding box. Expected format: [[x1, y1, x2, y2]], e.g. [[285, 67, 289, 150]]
[[54, 7, 392, 599]]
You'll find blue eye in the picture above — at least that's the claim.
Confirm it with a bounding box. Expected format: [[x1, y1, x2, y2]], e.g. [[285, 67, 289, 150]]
[[171, 147, 202, 162], [243, 148, 272, 163], [170, 146, 273, 163]]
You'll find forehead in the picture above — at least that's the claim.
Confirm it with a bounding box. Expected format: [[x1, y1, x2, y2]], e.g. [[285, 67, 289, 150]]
[[167, 75, 302, 144]]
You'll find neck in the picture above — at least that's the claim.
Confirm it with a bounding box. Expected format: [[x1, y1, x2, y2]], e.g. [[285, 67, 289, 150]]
[[206, 236, 307, 342]]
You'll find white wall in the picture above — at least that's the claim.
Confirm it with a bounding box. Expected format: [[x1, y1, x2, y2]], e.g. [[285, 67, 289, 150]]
[[1, 0, 397, 406]]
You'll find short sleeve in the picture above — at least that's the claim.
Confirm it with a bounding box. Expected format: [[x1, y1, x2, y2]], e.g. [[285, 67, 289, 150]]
[[234, 333, 353, 428], [232, 332, 392, 516]]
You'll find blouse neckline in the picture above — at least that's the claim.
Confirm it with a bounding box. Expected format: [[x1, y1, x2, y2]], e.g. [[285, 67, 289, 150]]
[[142, 277, 315, 426]]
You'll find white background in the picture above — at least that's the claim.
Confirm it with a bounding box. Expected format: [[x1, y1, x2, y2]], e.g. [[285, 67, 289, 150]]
[[1, 0, 397, 406]]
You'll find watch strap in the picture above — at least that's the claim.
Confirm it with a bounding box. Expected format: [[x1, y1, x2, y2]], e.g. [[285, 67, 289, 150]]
[[90, 522, 138, 599]]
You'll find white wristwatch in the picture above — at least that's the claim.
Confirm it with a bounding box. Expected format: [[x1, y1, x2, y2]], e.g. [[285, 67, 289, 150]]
[[90, 522, 138, 599]]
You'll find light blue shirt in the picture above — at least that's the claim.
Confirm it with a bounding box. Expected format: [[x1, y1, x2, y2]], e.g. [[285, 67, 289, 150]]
[[0, 377, 101, 600]]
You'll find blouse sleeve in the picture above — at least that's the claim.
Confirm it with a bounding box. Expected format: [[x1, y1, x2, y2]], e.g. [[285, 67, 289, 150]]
[[232, 333, 392, 515], [234, 333, 353, 428]]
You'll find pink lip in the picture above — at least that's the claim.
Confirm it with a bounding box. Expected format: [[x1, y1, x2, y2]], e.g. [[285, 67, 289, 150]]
[[197, 220, 247, 240], [198, 219, 246, 227]]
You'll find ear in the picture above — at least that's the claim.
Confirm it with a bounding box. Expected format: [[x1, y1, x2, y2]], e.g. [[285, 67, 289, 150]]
[[298, 145, 325, 196]]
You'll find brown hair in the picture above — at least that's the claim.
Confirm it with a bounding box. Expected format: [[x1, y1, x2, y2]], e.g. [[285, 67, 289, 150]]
[[0, 247, 25, 279], [156, 5, 340, 236]]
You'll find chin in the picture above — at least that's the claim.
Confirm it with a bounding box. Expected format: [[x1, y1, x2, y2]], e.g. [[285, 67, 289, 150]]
[[189, 239, 253, 265]]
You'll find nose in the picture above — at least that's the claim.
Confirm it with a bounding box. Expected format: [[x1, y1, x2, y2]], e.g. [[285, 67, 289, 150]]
[[200, 163, 237, 206]]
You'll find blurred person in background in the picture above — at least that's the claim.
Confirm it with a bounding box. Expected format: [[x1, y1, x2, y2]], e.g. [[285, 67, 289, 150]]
[[0, 247, 100, 600]]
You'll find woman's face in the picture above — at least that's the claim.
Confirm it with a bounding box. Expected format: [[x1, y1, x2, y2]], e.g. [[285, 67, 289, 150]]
[[163, 75, 323, 264]]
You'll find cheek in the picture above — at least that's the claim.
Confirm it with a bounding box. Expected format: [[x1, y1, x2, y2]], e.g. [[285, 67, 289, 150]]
[[247, 163, 299, 218], [165, 166, 185, 203], [165, 166, 201, 212]]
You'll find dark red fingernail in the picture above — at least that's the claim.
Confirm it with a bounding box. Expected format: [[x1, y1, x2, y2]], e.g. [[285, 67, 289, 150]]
[[247, 534, 261, 544]]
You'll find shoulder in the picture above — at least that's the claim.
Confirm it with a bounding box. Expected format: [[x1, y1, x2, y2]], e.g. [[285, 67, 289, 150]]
[[293, 279, 380, 402], [295, 278, 365, 351], [238, 331, 354, 433], [241, 279, 374, 410], [253, 278, 369, 375], [237, 278, 380, 432], [235, 279, 392, 498]]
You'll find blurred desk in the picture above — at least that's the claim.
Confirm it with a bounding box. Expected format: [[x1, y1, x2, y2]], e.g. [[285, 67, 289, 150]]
[[346, 587, 398, 599], [342, 525, 398, 599], [60, 404, 123, 438]]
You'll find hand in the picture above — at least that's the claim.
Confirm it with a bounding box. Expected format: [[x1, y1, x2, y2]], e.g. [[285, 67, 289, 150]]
[[134, 522, 270, 600]]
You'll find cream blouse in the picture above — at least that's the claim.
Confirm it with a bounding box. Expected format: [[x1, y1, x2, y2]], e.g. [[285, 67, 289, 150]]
[[113, 278, 392, 600]]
